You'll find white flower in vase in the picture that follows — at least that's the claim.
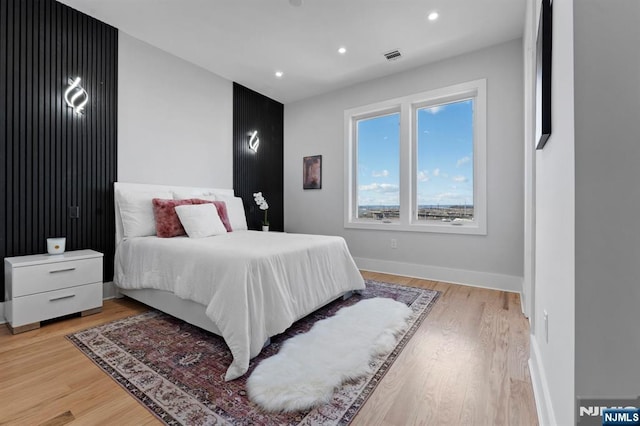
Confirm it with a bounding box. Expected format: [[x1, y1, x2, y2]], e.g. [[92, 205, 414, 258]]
[[252, 192, 269, 229]]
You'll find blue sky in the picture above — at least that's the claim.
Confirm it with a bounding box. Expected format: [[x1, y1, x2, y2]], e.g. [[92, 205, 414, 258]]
[[358, 99, 473, 207]]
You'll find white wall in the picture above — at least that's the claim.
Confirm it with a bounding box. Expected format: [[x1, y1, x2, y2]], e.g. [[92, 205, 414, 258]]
[[118, 32, 233, 188], [574, 0, 640, 398], [284, 39, 524, 291], [528, 0, 575, 424]]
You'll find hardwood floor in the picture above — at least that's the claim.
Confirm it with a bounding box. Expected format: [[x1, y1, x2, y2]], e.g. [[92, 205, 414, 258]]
[[352, 272, 538, 426], [0, 272, 538, 425]]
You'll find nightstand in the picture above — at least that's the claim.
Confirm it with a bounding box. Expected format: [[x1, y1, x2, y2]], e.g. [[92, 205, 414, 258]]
[[4, 249, 104, 334]]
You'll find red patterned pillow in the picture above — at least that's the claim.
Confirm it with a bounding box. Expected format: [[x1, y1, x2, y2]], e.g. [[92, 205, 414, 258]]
[[152, 198, 194, 238], [191, 199, 233, 232]]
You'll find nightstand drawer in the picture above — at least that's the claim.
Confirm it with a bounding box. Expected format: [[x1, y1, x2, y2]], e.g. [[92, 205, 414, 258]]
[[9, 282, 102, 327], [12, 257, 103, 297]]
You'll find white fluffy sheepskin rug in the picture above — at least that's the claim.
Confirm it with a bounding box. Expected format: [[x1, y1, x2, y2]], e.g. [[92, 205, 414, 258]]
[[246, 297, 412, 412]]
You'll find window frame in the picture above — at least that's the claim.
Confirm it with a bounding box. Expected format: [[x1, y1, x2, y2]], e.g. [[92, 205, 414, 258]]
[[344, 79, 487, 235]]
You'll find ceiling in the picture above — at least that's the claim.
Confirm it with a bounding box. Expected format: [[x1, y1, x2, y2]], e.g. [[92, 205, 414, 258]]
[[58, 0, 526, 104]]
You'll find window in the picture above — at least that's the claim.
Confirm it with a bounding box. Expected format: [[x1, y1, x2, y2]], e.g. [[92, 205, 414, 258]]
[[356, 111, 400, 223], [416, 99, 474, 223], [345, 79, 486, 234]]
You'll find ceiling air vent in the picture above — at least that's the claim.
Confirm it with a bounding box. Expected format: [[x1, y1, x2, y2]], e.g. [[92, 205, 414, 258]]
[[383, 49, 402, 61]]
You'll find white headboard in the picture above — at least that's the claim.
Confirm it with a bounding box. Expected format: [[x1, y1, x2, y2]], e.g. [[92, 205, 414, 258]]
[[114, 182, 235, 246]]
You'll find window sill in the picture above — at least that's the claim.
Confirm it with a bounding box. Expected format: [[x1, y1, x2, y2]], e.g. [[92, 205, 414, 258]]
[[344, 219, 487, 235]]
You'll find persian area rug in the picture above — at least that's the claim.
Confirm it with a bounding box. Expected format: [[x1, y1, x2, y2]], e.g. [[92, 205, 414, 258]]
[[67, 280, 439, 426]]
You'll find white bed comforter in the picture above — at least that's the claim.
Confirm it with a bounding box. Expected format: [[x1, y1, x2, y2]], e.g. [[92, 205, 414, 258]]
[[114, 231, 365, 380]]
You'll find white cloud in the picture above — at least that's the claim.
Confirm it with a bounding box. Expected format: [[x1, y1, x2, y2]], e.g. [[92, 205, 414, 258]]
[[426, 105, 444, 114], [418, 187, 472, 204], [359, 183, 399, 205], [432, 168, 448, 178], [358, 183, 399, 193], [372, 169, 389, 178], [452, 175, 468, 183], [359, 193, 399, 206], [456, 156, 471, 167], [437, 192, 464, 202], [417, 170, 429, 182]]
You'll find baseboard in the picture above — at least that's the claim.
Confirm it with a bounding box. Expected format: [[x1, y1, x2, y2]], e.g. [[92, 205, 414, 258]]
[[520, 289, 528, 316], [354, 257, 523, 293], [0, 302, 4, 324], [529, 335, 557, 425], [102, 281, 119, 300]]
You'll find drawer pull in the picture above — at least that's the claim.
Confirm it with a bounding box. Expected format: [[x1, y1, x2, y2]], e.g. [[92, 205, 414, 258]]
[[49, 267, 76, 274], [49, 294, 76, 301]]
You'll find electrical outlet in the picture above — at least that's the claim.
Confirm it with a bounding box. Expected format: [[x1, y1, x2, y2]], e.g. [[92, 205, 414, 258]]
[[390, 238, 398, 249], [69, 206, 80, 219], [543, 310, 549, 343]]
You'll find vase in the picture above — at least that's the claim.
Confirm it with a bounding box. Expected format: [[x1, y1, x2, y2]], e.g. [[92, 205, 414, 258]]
[[262, 225, 269, 232]]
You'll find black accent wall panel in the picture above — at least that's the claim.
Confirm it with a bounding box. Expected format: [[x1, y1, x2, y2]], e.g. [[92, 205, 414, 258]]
[[233, 83, 284, 231], [0, 0, 118, 301]]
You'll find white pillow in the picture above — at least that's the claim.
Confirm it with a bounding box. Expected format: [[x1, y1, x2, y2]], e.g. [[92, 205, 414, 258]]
[[172, 189, 208, 200], [193, 194, 216, 201], [208, 189, 235, 198], [117, 190, 172, 237], [216, 195, 248, 231], [175, 203, 228, 238], [172, 189, 234, 200]]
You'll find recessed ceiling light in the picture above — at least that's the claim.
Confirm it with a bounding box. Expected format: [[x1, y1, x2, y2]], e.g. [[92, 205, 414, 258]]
[[338, 47, 347, 55], [428, 11, 439, 21], [289, 0, 302, 6], [275, 71, 284, 78]]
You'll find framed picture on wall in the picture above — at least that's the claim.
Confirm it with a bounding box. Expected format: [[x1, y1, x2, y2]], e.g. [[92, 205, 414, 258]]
[[303, 155, 322, 189], [535, 0, 552, 149]]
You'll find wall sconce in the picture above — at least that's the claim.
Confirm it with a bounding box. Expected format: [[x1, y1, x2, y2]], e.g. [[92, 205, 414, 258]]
[[249, 130, 260, 152], [64, 77, 89, 115]]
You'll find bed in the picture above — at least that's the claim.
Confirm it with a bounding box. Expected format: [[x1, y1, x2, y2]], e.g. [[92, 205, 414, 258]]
[[113, 182, 365, 380]]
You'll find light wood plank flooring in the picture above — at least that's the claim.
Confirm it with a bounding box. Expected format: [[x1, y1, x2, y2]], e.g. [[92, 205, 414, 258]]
[[0, 272, 538, 425]]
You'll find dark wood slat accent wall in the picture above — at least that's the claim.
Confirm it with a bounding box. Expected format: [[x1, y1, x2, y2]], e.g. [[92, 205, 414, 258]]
[[0, 0, 118, 301], [233, 83, 284, 231]]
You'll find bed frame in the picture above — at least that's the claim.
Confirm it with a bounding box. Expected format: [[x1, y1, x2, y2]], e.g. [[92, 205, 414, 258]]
[[113, 182, 354, 340]]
